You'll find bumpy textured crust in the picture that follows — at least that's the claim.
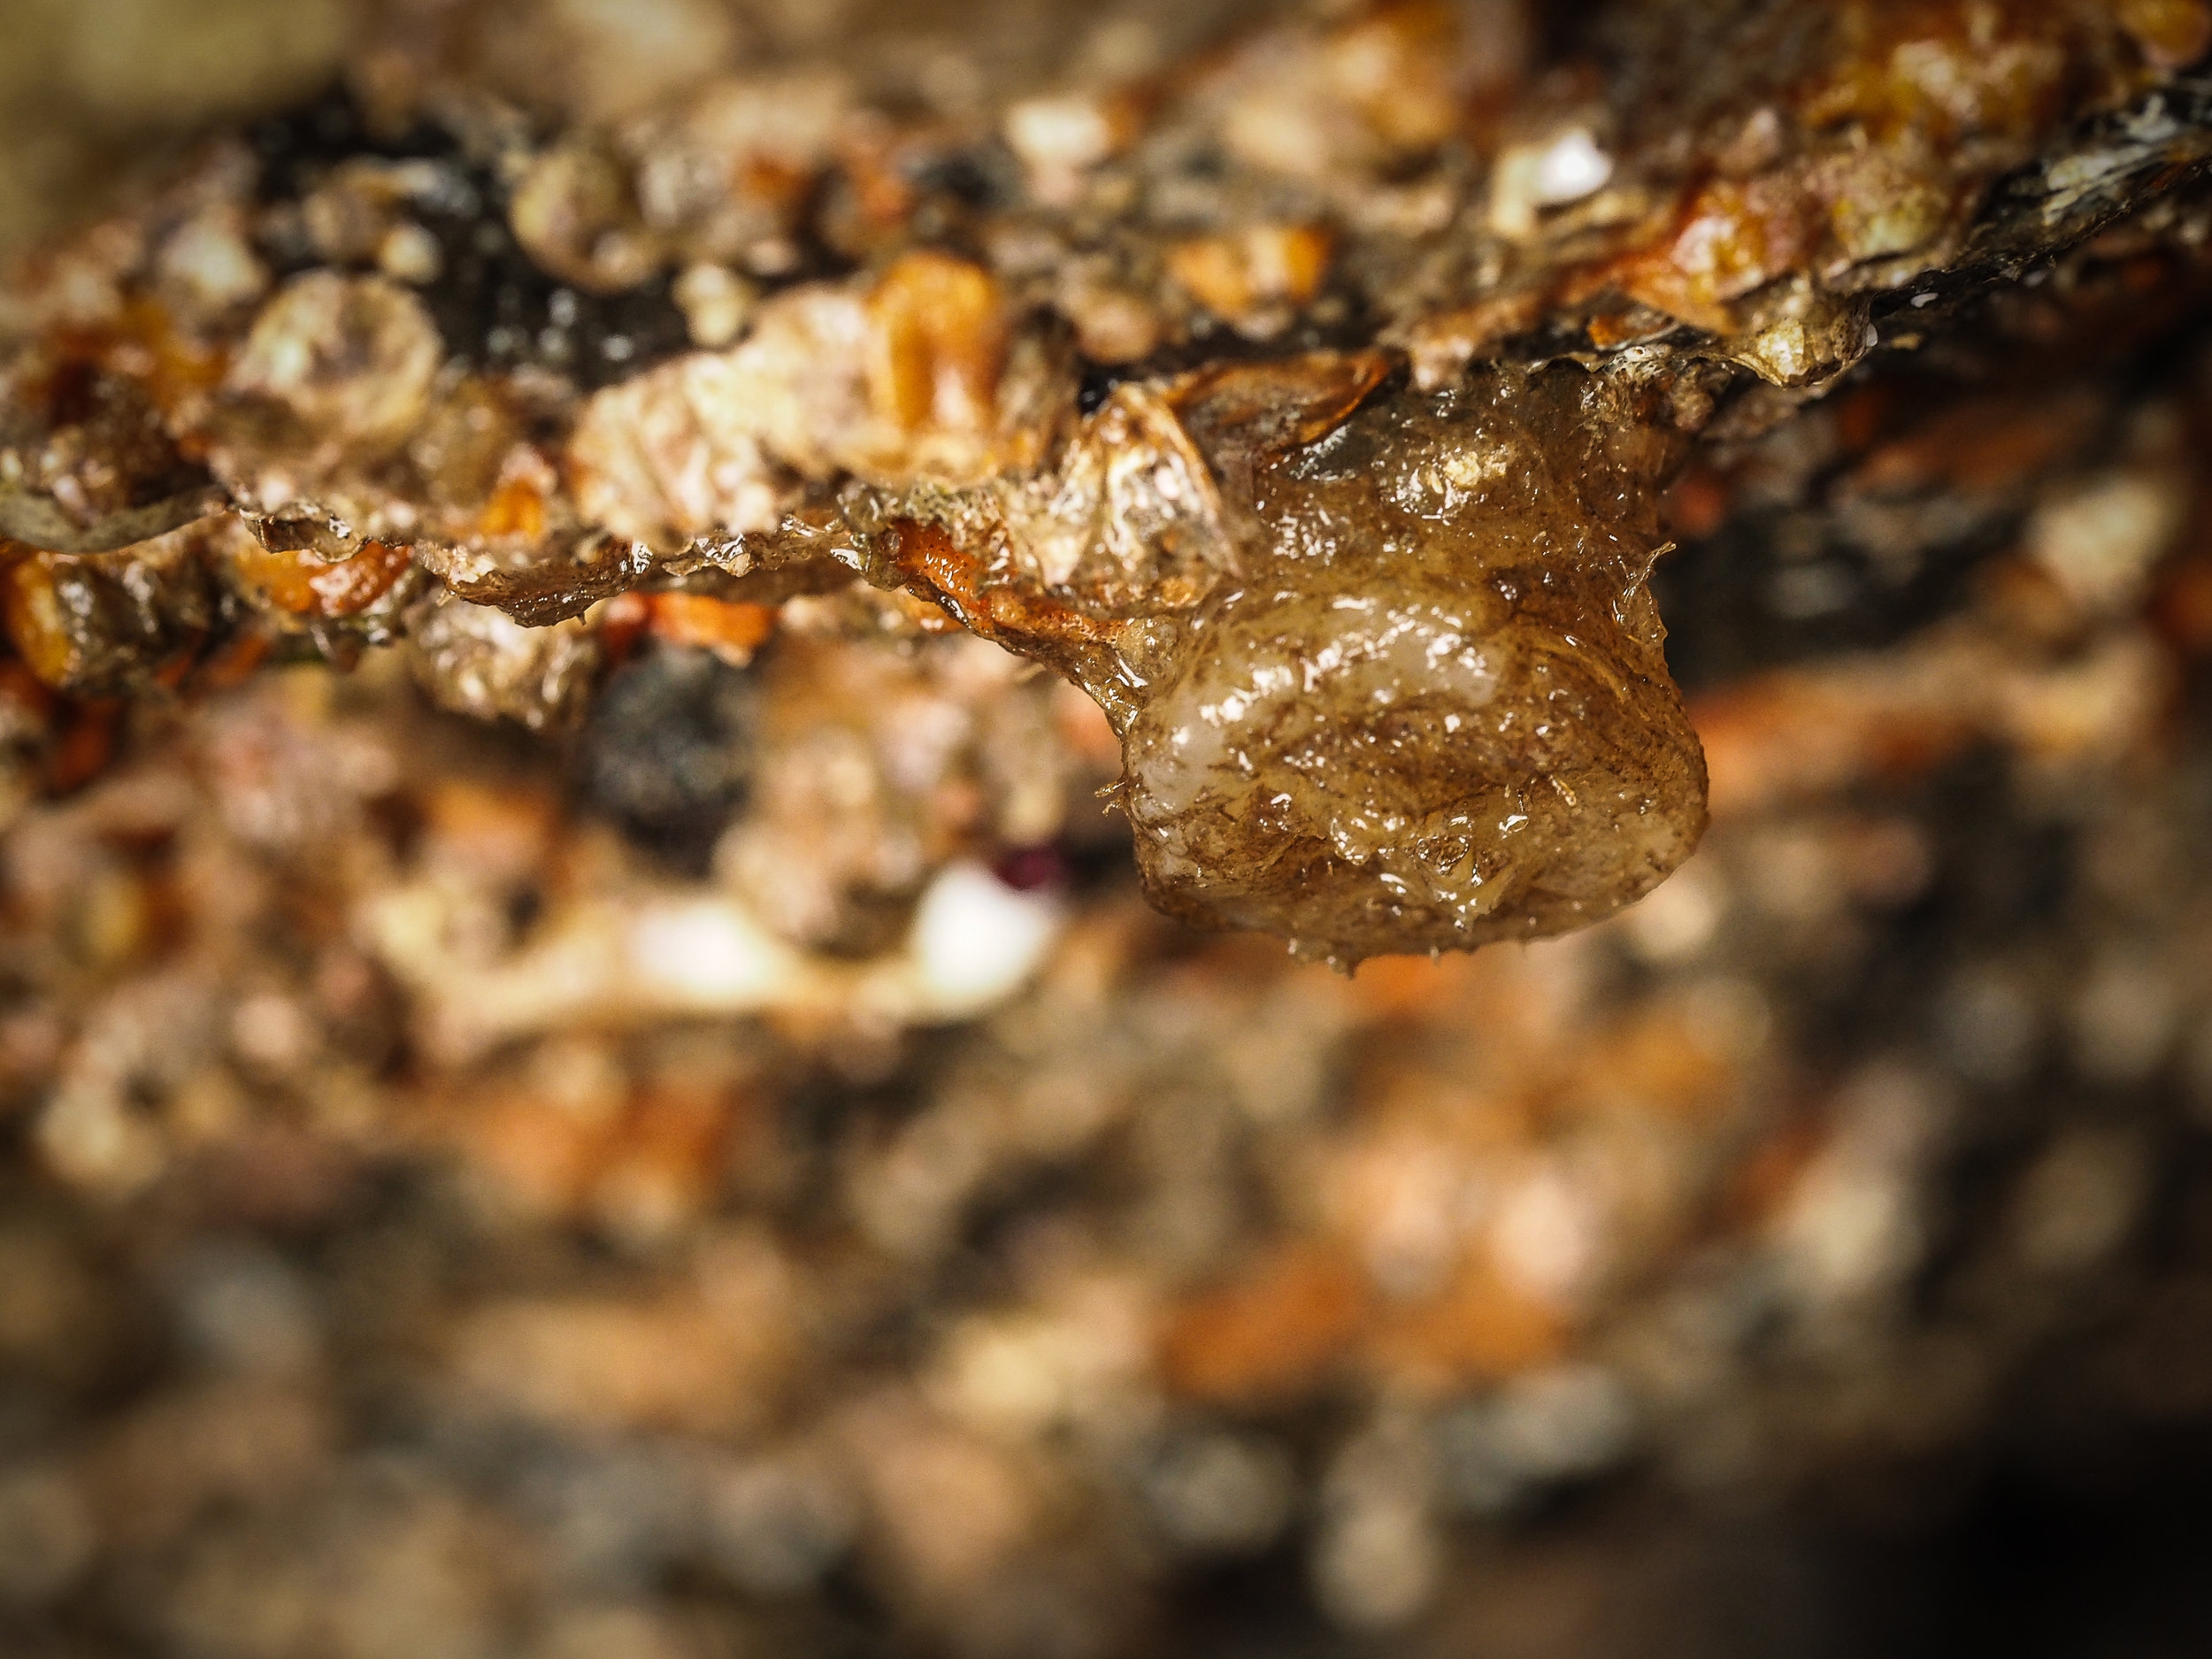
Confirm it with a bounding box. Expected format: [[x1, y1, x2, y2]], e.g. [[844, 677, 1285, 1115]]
[[3, 0, 2209, 958]]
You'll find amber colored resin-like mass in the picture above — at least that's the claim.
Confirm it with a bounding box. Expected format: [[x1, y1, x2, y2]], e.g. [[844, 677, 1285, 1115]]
[[844, 344, 1709, 962], [1095, 364, 1705, 961]]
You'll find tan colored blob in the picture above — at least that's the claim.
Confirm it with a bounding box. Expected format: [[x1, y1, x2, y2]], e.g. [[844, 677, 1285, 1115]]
[[873, 354, 1709, 964], [1107, 365, 1707, 962]]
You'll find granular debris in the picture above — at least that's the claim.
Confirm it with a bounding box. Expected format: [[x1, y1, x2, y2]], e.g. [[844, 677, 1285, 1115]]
[[5, 4, 2212, 1658]]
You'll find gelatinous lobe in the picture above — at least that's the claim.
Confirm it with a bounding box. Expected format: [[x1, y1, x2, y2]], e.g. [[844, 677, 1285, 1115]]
[[883, 356, 1709, 964]]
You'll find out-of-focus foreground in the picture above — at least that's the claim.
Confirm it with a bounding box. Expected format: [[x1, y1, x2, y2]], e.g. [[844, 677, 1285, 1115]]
[[6, 2, 2212, 1657]]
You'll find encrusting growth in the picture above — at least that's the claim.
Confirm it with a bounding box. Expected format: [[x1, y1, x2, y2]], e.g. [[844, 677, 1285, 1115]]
[[1112, 362, 1708, 958]]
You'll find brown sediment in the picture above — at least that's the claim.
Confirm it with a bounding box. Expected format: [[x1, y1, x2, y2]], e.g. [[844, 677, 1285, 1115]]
[[7, 8, 2212, 1656]]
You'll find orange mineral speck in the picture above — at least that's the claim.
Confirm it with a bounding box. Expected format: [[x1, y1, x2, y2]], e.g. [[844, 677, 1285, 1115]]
[[0, 657, 58, 724], [885, 518, 1120, 657], [309, 539, 414, 616], [227, 536, 413, 618], [478, 474, 549, 542], [1602, 173, 1820, 334], [1, 550, 79, 688], [1166, 223, 1337, 331], [1158, 1241, 1372, 1404], [866, 250, 1010, 435], [644, 593, 778, 658], [196, 629, 271, 690], [46, 699, 121, 795]]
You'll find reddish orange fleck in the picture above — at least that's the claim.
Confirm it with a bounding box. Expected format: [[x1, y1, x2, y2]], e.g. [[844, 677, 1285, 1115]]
[[887, 519, 1118, 654], [48, 701, 120, 795], [1602, 173, 1818, 334], [196, 630, 271, 690], [480, 475, 549, 542], [596, 590, 653, 666], [229, 539, 413, 618], [2, 553, 80, 689], [2154, 553, 2212, 653], [1159, 1241, 1371, 1403], [308, 541, 415, 616], [0, 657, 57, 724], [151, 641, 204, 691], [1663, 467, 1732, 539], [1167, 224, 1337, 326], [645, 593, 778, 657], [867, 250, 1009, 434]]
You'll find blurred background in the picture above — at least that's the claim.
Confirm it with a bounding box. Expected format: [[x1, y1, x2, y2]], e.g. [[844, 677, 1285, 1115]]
[[5, 2, 2212, 1656]]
